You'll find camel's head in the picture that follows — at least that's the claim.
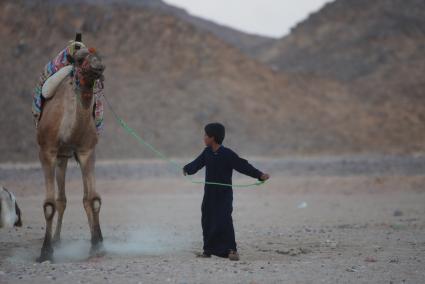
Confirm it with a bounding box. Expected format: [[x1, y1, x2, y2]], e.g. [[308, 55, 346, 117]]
[[72, 47, 105, 84]]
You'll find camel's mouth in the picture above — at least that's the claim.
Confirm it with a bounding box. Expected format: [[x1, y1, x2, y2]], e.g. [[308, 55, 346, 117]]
[[86, 64, 105, 80]]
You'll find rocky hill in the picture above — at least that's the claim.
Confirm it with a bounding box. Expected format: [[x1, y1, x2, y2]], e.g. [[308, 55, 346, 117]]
[[0, 0, 424, 162], [255, 0, 425, 154], [258, 0, 425, 79], [52, 0, 277, 57]]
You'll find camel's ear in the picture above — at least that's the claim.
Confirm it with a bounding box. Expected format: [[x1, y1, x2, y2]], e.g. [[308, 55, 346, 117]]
[[66, 54, 75, 64]]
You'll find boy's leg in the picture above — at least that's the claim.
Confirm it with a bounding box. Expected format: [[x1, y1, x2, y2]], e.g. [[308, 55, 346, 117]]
[[225, 216, 239, 260], [201, 195, 214, 255], [226, 213, 237, 251]]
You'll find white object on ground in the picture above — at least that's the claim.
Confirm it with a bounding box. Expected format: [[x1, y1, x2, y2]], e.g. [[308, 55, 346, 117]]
[[42, 65, 73, 99], [0, 186, 18, 228], [297, 201, 308, 209]]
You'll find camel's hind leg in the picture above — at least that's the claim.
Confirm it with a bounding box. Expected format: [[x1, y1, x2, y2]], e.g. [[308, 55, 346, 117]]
[[37, 150, 57, 262], [76, 150, 104, 255], [53, 156, 68, 245]]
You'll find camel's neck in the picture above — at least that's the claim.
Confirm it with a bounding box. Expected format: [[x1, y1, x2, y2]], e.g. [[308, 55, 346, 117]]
[[73, 68, 96, 101], [73, 74, 95, 112], [73, 74, 95, 119], [57, 75, 96, 143]]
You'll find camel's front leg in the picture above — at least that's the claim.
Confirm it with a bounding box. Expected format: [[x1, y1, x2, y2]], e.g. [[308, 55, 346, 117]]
[[37, 149, 57, 262], [53, 157, 68, 245], [77, 150, 103, 255]]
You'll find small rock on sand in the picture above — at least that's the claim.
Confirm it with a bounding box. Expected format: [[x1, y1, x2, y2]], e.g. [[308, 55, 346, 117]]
[[346, 266, 359, 272], [364, 256, 377, 262], [275, 249, 290, 255]]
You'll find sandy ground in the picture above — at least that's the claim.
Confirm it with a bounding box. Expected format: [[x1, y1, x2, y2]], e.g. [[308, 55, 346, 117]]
[[1, 157, 425, 283]]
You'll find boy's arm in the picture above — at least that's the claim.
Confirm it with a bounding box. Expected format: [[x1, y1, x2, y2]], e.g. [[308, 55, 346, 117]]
[[183, 149, 206, 175], [230, 151, 264, 180]]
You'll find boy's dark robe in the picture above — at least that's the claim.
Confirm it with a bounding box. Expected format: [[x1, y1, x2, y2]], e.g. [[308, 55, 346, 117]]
[[183, 145, 263, 257]]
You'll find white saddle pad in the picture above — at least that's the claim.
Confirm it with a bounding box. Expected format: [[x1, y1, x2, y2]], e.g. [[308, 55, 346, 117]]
[[42, 65, 73, 99]]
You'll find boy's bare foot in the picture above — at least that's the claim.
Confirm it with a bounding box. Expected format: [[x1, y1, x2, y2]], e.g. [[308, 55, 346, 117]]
[[228, 250, 239, 261], [196, 251, 211, 258]]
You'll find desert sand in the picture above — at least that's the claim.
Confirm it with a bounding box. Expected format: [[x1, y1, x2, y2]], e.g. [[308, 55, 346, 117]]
[[1, 157, 424, 283]]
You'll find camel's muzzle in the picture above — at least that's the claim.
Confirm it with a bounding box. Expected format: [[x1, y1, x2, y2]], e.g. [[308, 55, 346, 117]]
[[82, 63, 105, 81], [88, 65, 105, 80]]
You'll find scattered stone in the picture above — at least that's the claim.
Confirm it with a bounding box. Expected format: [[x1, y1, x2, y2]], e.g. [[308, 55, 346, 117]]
[[389, 257, 400, 263], [325, 240, 338, 249], [393, 210, 403, 217], [289, 248, 302, 256], [258, 248, 271, 252], [364, 256, 377, 262], [337, 224, 352, 229], [373, 246, 383, 252], [346, 266, 358, 272], [275, 249, 290, 255], [300, 247, 312, 254]]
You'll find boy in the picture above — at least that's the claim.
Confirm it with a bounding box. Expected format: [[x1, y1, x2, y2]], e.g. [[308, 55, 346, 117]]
[[183, 122, 270, 261]]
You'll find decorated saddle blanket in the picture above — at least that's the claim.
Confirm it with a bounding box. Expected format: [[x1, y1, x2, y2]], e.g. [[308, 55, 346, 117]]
[[32, 44, 104, 133]]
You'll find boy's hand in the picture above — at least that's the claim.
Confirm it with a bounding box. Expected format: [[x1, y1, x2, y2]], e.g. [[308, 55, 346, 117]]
[[260, 173, 270, 181]]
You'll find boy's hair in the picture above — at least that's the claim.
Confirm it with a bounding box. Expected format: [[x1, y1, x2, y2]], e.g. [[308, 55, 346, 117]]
[[204, 123, 225, 144]]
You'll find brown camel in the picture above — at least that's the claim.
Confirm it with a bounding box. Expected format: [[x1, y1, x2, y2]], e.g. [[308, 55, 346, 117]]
[[36, 48, 105, 262]]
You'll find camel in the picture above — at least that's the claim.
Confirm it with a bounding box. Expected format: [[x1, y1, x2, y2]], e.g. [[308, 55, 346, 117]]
[[36, 47, 105, 262]]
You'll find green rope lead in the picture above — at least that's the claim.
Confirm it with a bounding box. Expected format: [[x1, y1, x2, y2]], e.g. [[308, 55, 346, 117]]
[[103, 95, 265, 188]]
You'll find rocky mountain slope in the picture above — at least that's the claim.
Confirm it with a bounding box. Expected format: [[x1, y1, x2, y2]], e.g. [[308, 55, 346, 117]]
[[54, 0, 277, 57], [255, 0, 425, 153], [0, 0, 423, 162], [258, 0, 425, 79]]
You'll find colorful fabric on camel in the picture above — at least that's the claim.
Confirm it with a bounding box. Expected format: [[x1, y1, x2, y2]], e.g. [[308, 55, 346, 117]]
[[32, 43, 104, 133]]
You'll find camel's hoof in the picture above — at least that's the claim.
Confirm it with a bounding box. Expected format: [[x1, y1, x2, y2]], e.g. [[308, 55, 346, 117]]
[[90, 242, 105, 258], [52, 238, 61, 248], [36, 250, 54, 263]]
